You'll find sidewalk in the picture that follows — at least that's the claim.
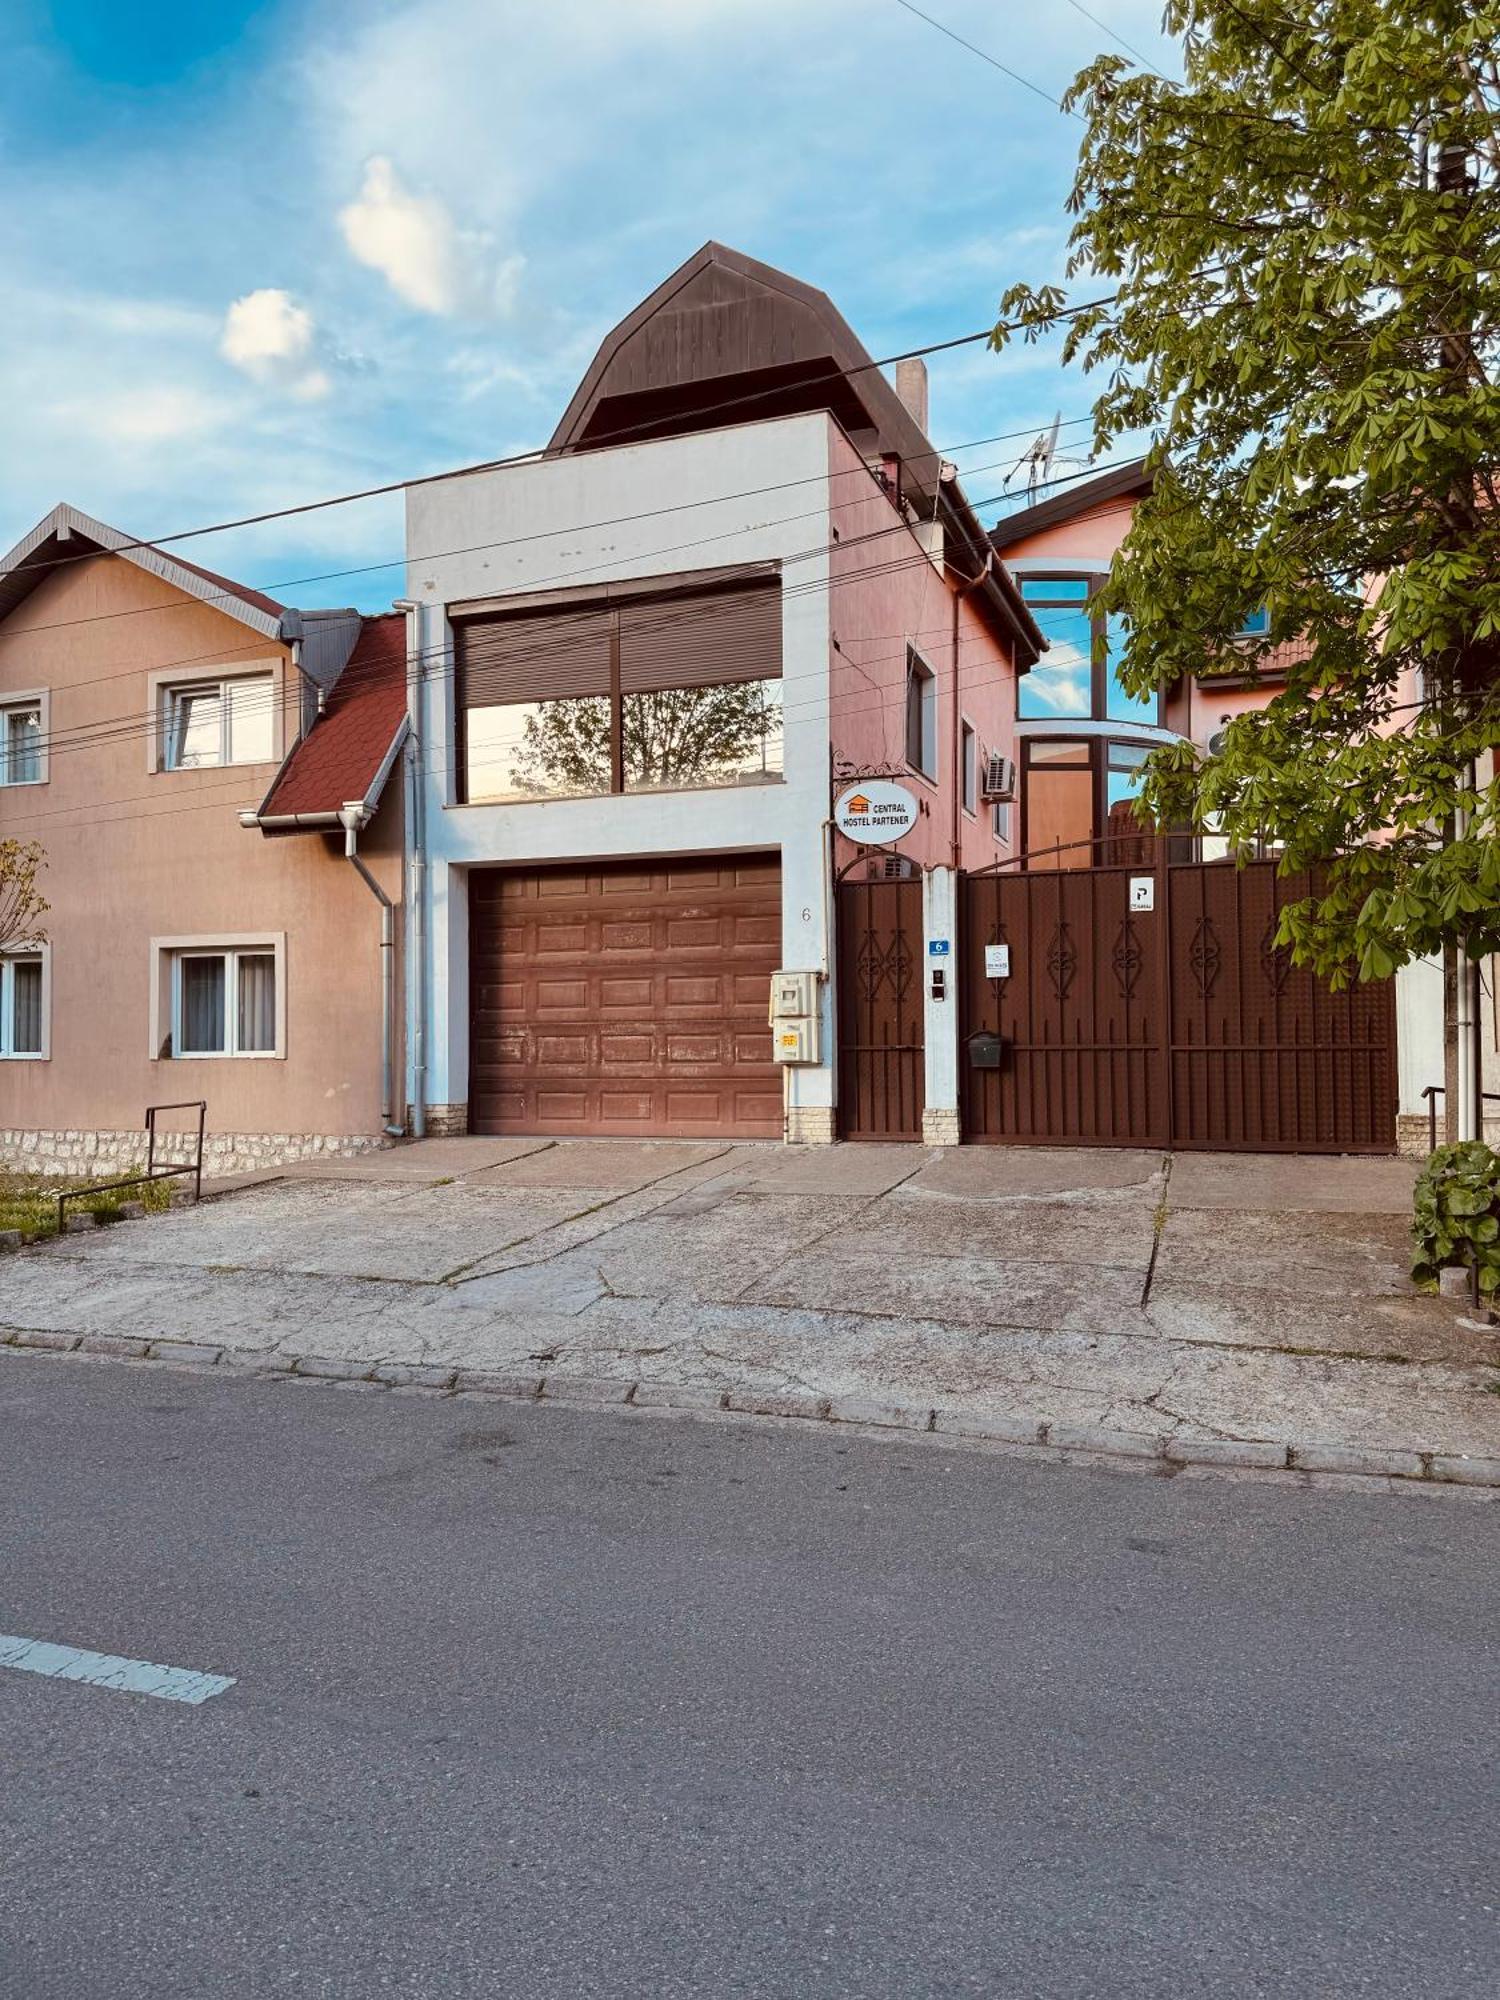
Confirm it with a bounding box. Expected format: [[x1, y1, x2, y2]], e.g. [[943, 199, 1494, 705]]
[[4, 1137, 1499, 1488]]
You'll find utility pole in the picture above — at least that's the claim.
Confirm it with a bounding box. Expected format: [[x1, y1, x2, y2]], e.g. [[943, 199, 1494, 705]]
[[1435, 134, 1485, 1144]]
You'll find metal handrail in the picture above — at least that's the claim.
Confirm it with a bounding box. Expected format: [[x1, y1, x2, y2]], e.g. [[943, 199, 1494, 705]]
[[1420, 1083, 1500, 1154], [56, 1100, 207, 1234]]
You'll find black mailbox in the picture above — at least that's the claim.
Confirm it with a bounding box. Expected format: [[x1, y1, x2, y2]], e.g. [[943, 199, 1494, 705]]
[[967, 1032, 1003, 1071]]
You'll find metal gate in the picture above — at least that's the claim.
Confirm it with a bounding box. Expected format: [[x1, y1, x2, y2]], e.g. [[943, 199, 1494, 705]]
[[961, 845, 1397, 1153], [836, 872, 924, 1141]]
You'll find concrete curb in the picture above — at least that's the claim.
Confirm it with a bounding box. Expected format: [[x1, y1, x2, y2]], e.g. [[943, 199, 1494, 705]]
[[3, 1326, 1499, 1494]]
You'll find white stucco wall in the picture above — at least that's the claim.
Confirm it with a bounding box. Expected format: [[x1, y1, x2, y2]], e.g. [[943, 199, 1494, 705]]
[[404, 414, 837, 1128]]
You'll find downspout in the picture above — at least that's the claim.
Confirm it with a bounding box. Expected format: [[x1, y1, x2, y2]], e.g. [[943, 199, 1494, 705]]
[[339, 803, 404, 1139], [951, 552, 995, 867], [394, 598, 427, 1139]]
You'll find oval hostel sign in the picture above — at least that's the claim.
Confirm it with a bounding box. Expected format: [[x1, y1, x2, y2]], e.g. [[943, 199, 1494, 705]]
[[834, 780, 920, 846]]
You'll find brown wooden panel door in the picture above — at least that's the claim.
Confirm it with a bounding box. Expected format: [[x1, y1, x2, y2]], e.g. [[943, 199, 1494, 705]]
[[836, 876, 924, 1140], [470, 857, 783, 1137], [961, 863, 1167, 1146]]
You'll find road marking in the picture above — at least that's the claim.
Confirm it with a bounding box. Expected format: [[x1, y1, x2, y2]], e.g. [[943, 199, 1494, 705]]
[[0, 1633, 235, 1704]]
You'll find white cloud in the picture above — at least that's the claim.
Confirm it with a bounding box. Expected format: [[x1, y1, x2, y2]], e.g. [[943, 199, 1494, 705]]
[[338, 156, 523, 318], [221, 288, 331, 399]]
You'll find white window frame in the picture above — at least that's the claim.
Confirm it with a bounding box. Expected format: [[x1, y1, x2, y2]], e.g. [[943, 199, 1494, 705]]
[[0, 945, 50, 1060], [905, 645, 937, 782], [150, 664, 281, 774], [1, 688, 49, 788], [992, 798, 1012, 846], [960, 719, 977, 817], [149, 933, 286, 1061]]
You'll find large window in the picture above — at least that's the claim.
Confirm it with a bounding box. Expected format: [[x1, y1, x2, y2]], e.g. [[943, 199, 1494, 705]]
[[905, 646, 937, 779], [1019, 576, 1160, 727], [455, 576, 783, 804], [1023, 738, 1155, 867], [2, 697, 44, 787], [152, 939, 282, 1059], [160, 672, 275, 770], [0, 952, 45, 1058]]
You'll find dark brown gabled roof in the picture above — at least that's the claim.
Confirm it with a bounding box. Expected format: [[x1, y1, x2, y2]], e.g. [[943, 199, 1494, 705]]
[[547, 243, 1043, 666], [989, 458, 1153, 551], [253, 615, 408, 828], [549, 242, 939, 472]]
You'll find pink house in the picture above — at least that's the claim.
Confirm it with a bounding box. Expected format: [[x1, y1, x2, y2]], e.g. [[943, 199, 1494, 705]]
[[0, 505, 407, 1176]]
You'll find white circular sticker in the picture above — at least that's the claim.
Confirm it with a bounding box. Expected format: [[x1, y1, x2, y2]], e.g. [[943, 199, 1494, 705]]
[[833, 780, 920, 846]]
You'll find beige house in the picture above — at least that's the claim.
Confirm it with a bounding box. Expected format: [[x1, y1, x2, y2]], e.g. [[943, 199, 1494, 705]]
[[0, 504, 406, 1175]]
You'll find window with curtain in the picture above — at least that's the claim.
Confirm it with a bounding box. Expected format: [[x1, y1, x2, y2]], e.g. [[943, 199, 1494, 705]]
[[1019, 576, 1162, 727], [455, 573, 783, 803], [1, 701, 43, 786], [0, 954, 44, 1057], [172, 947, 278, 1056], [161, 673, 275, 769], [961, 723, 977, 814]]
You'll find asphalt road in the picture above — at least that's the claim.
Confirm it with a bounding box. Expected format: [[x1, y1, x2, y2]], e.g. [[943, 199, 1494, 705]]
[[1, 1358, 1497, 2000]]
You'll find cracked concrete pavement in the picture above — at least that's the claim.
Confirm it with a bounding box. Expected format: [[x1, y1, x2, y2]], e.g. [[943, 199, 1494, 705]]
[[4, 1137, 1500, 1466]]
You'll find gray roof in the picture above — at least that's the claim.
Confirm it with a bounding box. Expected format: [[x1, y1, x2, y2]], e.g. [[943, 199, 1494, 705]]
[[0, 502, 289, 640]]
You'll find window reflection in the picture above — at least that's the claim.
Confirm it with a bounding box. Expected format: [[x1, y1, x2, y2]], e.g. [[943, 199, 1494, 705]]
[[623, 683, 782, 793], [465, 696, 612, 803]]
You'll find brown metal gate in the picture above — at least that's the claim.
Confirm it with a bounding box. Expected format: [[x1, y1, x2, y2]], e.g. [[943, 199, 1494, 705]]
[[961, 849, 1397, 1154], [836, 873, 924, 1140]]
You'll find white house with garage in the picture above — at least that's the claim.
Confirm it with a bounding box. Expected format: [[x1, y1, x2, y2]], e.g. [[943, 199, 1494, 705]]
[[399, 244, 1038, 1145]]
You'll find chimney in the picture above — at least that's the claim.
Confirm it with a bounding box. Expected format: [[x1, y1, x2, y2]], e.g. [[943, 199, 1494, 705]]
[[895, 356, 929, 436]]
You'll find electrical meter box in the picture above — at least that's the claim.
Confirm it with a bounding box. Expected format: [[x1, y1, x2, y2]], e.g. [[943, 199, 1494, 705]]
[[770, 970, 819, 1021], [773, 1018, 820, 1066]]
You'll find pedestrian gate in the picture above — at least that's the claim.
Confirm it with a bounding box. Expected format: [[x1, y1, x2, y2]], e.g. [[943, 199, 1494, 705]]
[[836, 869, 924, 1141]]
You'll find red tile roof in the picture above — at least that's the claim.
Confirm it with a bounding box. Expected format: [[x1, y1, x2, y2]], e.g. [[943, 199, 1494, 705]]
[[259, 614, 407, 821]]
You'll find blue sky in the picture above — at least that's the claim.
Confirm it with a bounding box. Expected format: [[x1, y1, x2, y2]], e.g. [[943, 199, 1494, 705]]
[[1, 0, 1174, 611]]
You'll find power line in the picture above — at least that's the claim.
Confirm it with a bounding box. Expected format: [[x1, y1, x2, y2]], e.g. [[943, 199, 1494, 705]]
[[5, 289, 1135, 599], [3, 415, 1103, 648], [890, 0, 1076, 114], [8, 455, 1133, 765], [1059, 0, 1158, 71], [7, 325, 1010, 588]]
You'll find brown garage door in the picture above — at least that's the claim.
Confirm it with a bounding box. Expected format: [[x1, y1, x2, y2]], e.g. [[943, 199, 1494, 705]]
[[470, 857, 783, 1137]]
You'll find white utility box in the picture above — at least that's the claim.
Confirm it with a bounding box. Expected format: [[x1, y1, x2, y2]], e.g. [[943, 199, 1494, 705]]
[[773, 1018, 820, 1065], [770, 970, 820, 1020]]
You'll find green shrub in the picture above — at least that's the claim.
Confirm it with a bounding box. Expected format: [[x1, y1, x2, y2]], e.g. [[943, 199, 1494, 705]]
[[1412, 1143, 1500, 1296]]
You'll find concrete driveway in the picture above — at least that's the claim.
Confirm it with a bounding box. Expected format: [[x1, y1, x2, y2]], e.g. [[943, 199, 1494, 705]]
[[5, 1138, 1499, 1483]]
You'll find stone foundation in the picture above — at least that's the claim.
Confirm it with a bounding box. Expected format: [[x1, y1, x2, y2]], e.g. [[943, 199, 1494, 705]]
[[785, 1105, 836, 1145], [419, 1103, 470, 1139], [920, 1107, 961, 1147], [1397, 1112, 1500, 1158], [0, 1128, 393, 1181]]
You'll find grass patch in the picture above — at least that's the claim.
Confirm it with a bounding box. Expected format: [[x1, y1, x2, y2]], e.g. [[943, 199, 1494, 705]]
[[0, 1166, 175, 1241]]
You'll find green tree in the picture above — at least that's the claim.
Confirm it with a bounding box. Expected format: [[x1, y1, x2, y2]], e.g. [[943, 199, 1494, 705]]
[[995, 0, 1500, 986], [0, 839, 47, 950]]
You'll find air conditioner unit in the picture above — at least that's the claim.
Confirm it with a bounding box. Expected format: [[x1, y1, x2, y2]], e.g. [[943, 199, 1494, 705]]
[[980, 753, 1016, 802], [1206, 728, 1230, 758]]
